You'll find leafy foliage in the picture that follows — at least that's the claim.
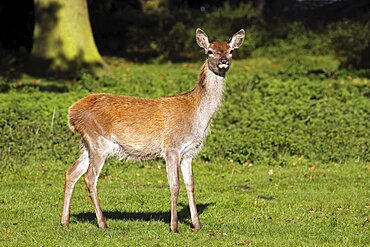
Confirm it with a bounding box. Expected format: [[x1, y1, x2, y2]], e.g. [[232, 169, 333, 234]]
[[87, 2, 370, 69], [199, 55, 369, 165], [1, 54, 369, 167], [327, 18, 370, 69]]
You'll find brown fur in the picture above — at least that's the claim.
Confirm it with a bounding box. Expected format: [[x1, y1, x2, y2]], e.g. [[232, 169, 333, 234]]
[[209, 41, 231, 52], [68, 71, 205, 160]]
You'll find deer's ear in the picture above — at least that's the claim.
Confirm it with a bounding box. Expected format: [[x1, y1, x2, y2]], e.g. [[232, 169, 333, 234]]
[[229, 29, 245, 50], [196, 28, 210, 52]]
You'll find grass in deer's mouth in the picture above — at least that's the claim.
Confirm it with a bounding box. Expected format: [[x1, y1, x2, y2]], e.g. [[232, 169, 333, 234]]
[[0, 55, 369, 245]]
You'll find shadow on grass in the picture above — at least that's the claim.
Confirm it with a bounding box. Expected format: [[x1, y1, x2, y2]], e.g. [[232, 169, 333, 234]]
[[72, 203, 212, 227]]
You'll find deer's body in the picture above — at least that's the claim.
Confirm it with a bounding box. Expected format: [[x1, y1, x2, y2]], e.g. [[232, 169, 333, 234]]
[[61, 28, 245, 232], [69, 63, 223, 161]]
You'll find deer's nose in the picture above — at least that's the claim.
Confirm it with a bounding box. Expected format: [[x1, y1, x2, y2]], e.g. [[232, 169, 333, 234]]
[[220, 57, 228, 64]]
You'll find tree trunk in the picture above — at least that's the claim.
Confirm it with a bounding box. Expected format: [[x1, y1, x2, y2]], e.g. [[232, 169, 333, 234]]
[[28, 0, 106, 77]]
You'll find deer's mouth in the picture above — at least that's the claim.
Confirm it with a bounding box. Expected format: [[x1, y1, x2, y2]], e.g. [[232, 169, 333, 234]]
[[218, 64, 229, 69], [218, 56, 229, 69]]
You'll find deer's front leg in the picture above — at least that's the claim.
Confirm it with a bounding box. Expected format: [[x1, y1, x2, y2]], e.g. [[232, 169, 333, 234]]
[[180, 156, 201, 231], [165, 150, 180, 233]]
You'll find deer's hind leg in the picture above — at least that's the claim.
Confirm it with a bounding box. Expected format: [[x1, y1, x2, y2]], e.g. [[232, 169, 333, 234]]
[[61, 143, 89, 226], [84, 138, 110, 228]]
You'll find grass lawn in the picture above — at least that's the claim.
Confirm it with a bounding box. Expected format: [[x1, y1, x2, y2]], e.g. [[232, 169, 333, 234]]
[[0, 55, 369, 246], [0, 159, 369, 246]]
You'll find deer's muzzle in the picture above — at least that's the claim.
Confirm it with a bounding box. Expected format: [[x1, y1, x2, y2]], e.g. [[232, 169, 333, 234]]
[[218, 56, 229, 69]]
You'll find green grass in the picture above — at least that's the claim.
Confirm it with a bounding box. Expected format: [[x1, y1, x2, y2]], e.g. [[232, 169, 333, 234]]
[[0, 159, 369, 246], [0, 54, 369, 245]]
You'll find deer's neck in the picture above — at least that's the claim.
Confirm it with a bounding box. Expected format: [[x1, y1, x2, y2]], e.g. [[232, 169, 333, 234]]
[[191, 61, 225, 137]]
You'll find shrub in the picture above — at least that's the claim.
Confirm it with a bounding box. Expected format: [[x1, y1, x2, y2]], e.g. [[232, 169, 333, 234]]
[[88, 2, 370, 70], [200, 57, 369, 165], [327, 18, 370, 69], [1, 56, 368, 168]]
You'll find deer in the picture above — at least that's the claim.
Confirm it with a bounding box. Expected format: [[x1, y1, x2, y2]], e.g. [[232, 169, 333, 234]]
[[60, 28, 245, 233]]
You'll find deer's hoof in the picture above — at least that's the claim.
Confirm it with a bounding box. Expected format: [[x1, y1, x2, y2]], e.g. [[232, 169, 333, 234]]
[[98, 222, 108, 229], [60, 218, 70, 227], [170, 226, 179, 233], [191, 222, 202, 231]]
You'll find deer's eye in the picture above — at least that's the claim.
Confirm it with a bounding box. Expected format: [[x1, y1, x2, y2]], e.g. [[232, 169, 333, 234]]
[[207, 50, 213, 55]]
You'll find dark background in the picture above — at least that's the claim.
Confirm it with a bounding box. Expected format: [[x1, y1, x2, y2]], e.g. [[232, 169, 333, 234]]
[[0, 0, 369, 66]]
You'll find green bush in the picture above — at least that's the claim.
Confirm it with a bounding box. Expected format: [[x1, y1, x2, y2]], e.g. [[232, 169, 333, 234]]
[[199, 2, 264, 56], [0, 92, 78, 167], [1, 55, 368, 167], [251, 17, 370, 70], [327, 18, 370, 69], [198, 53, 369, 164], [90, 3, 370, 69], [91, 2, 263, 61], [202, 70, 369, 164]]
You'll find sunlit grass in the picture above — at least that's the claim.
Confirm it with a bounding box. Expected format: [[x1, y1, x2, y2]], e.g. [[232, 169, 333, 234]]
[[0, 159, 369, 246]]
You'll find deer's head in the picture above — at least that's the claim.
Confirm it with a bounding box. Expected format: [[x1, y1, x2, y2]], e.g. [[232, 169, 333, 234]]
[[196, 28, 245, 76]]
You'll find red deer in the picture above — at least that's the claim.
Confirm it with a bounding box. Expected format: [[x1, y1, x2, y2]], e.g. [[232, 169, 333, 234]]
[[61, 28, 245, 233]]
